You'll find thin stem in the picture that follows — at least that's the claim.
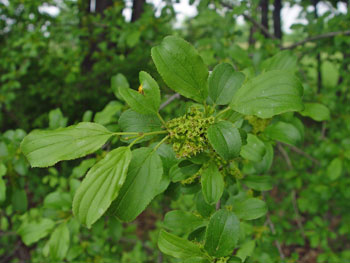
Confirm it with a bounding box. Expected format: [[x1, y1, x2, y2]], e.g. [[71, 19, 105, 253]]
[[128, 135, 146, 148], [157, 112, 167, 127], [215, 106, 231, 120], [113, 130, 168, 137], [153, 135, 169, 152]]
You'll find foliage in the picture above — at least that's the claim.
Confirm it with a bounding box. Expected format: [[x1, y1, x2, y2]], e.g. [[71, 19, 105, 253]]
[[1, 1, 350, 262]]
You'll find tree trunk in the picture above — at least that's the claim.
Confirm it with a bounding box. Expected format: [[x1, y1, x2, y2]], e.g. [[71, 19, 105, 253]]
[[131, 0, 146, 22], [260, 0, 269, 38], [273, 0, 282, 39]]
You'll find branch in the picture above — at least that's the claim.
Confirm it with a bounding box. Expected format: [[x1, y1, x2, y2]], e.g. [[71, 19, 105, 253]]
[[220, 1, 278, 41], [280, 142, 320, 165], [282, 30, 350, 50], [291, 190, 306, 239], [277, 142, 293, 169], [160, 93, 180, 110]]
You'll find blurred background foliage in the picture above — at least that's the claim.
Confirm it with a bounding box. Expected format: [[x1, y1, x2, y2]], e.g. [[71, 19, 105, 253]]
[[0, 0, 350, 262]]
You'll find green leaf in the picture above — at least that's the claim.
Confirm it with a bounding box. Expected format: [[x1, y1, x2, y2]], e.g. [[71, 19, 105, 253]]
[[240, 134, 266, 162], [183, 258, 211, 263], [299, 103, 330, 121], [264, 121, 302, 146], [230, 70, 303, 118], [151, 36, 208, 102], [119, 71, 160, 114], [111, 73, 129, 101], [46, 223, 70, 260], [208, 121, 242, 160], [94, 101, 123, 125], [204, 209, 240, 257], [164, 210, 206, 235], [232, 198, 267, 220], [201, 163, 224, 205], [195, 192, 215, 218], [118, 109, 162, 143], [111, 147, 163, 222], [73, 147, 131, 228], [253, 141, 274, 174], [208, 63, 245, 105], [327, 157, 342, 181], [243, 175, 273, 191], [21, 122, 113, 168], [49, 108, 68, 129], [18, 218, 55, 246], [262, 51, 297, 72], [158, 230, 205, 259], [236, 240, 256, 262]]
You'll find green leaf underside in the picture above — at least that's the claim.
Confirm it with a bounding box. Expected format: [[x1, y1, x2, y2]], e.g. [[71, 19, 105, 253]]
[[201, 163, 224, 205], [263, 51, 297, 72], [230, 70, 303, 118], [118, 109, 162, 143], [209, 63, 245, 105], [208, 121, 242, 160], [264, 121, 302, 146], [18, 218, 55, 246], [233, 198, 267, 220], [47, 223, 70, 260], [204, 209, 240, 257], [240, 134, 266, 162], [73, 147, 131, 228], [158, 230, 205, 259], [299, 102, 330, 121], [151, 36, 208, 102], [20, 122, 113, 168], [164, 210, 206, 234], [111, 147, 163, 222]]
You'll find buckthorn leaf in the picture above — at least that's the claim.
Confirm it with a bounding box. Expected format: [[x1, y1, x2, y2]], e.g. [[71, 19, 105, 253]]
[[18, 218, 55, 246], [21, 122, 113, 168], [111, 147, 163, 222], [164, 210, 206, 235], [240, 134, 266, 162], [264, 121, 302, 146], [158, 229, 206, 259], [45, 223, 70, 260], [119, 71, 160, 114], [111, 73, 129, 101], [201, 163, 224, 205], [243, 175, 273, 191], [204, 209, 240, 257], [236, 240, 256, 262], [299, 102, 330, 121], [208, 121, 242, 160], [73, 147, 131, 228], [151, 36, 208, 102], [262, 51, 297, 72], [327, 157, 342, 181], [230, 70, 303, 118], [209, 63, 245, 105], [118, 109, 162, 143], [232, 198, 267, 220]]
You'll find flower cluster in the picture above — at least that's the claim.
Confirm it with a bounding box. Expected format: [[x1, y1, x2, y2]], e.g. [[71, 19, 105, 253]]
[[167, 107, 214, 158], [245, 115, 270, 134]]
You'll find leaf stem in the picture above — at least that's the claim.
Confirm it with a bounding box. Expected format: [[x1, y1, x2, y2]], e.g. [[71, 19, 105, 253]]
[[128, 134, 146, 148], [153, 135, 169, 152], [215, 106, 231, 120], [113, 130, 168, 137], [156, 112, 167, 128]]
